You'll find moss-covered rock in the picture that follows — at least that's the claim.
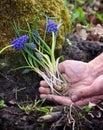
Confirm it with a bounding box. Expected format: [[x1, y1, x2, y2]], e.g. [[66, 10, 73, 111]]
[[0, 0, 70, 48], [0, 0, 70, 71]]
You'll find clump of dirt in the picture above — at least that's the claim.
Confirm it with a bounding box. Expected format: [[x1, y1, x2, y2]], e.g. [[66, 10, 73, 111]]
[[63, 34, 103, 62]]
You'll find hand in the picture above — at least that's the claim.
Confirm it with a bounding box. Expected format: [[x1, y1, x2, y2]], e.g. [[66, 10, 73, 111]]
[[39, 60, 103, 106], [70, 75, 103, 106]]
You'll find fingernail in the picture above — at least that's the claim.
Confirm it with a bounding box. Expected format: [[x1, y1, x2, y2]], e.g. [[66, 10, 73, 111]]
[[71, 95, 78, 102]]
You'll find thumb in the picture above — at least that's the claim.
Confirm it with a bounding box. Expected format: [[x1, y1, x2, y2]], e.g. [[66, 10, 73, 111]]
[[58, 61, 66, 74], [71, 75, 103, 102]]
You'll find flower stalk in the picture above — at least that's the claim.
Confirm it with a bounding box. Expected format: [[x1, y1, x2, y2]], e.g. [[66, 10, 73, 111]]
[[0, 45, 13, 54]]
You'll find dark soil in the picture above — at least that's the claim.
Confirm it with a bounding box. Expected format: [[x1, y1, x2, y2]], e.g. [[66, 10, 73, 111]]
[[0, 34, 103, 130]]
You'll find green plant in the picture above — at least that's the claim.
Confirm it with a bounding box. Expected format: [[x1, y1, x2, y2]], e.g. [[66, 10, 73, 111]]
[[0, 16, 68, 96], [97, 13, 103, 23], [18, 98, 52, 115], [70, 7, 88, 31], [0, 100, 6, 108], [69, 1, 103, 32], [83, 104, 93, 112], [62, 0, 69, 8]]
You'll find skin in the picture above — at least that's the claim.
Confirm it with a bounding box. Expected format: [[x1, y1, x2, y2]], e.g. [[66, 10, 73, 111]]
[[39, 53, 103, 106]]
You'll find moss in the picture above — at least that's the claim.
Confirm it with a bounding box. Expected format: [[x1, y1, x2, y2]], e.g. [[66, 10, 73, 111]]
[[0, 0, 70, 48], [0, 0, 70, 70]]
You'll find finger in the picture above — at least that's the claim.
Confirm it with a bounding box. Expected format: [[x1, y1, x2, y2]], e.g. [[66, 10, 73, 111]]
[[40, 94, 103, 107], [40, 80, 49, 88], [71, 75, 103, 102], [39, 87, 51, 94], [74, 94, 103, 107], [40, 94, 73, 105]]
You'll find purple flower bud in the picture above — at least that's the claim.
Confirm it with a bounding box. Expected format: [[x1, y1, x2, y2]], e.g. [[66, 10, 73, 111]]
[[26, 42, 36, 50], [11, 35, 29, 50], [34, 30, 39, 42], [47, 19, 57, 33], [35, 52, 43, 60]]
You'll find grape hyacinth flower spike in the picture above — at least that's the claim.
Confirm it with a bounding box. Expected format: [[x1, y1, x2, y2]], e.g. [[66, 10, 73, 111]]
[[47, 19, 57, 33], [11, 35, 29, 50], [0, 35, 29, 54]]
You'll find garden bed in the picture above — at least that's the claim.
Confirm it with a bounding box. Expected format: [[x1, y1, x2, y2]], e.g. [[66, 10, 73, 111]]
[[0, 34, 103, 130]]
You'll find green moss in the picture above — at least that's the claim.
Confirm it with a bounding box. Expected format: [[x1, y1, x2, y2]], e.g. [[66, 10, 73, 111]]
[[0, 0, 70, 48], [0, 0, 70, 70]]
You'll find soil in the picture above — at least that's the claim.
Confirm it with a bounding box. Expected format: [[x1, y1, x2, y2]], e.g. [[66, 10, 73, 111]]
[[0, 34, 103, 130]]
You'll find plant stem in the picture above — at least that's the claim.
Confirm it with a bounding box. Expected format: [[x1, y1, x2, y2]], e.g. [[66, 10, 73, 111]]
[[51, 32, 56, 72], [0, 45, 13, 54]]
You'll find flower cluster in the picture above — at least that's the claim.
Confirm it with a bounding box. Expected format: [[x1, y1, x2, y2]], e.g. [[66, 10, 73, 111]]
[[47, 19, 57, 33], [11, 35, 29, 50]]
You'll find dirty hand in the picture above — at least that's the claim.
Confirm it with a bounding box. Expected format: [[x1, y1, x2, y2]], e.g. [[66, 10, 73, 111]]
[[39, 53, 103, 106], [39, 60, 96, 106]]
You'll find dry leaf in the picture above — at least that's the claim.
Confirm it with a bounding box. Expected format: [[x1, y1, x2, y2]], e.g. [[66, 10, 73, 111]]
[[87, 24, 103, 41]]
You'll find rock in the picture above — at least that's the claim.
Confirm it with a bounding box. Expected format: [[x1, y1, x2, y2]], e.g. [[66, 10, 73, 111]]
[[0, 0, 70, 71], [0, 0, 70, 49]]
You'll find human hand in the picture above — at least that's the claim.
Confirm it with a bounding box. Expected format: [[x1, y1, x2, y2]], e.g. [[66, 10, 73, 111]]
[[39, 60, 98, 106], [70, 75, 103, 106], [70, 53, 103, 106]]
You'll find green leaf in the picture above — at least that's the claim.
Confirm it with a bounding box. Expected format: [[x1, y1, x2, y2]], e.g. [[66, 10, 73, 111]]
[[97, 13, 103, 22], [71, 11, 79, 23], [0, 100, 6, 107], [66, 39, 72, 46], [83, 105, 92, 112], [12, 20, 22, 37]]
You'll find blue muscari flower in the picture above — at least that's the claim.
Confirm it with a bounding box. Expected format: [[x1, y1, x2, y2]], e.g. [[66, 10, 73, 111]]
[[11, 35, 29, 50], [34, 30, 39, 42], [47, 19, 57, 33], [26, 42, 36, 50]]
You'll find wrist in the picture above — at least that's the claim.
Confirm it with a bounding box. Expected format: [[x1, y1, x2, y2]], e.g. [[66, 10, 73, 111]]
[[89, 53, 103, 78]]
